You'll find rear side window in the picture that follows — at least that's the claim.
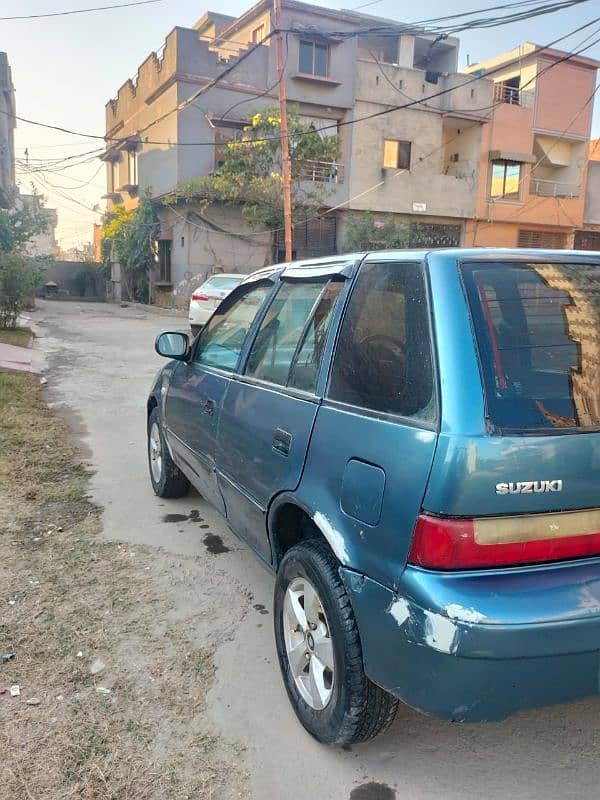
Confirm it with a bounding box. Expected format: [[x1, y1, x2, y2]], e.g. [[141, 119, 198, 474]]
[[245, 279, 343, 392], [327, 261, 435, 421], [461, 261, 600, 432]]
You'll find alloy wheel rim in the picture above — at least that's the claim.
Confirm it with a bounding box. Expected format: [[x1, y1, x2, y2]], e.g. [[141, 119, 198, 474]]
[[149, 422, 162, 482], [283, 577, 334, 710]]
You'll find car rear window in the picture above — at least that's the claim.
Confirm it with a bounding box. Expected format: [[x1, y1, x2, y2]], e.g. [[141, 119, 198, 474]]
[[204, 276, 243, 291], [461, 260, 600, 432]]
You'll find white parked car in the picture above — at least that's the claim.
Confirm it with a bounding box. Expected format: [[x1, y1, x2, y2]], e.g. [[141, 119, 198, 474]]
[[188, 273, 247, 335]]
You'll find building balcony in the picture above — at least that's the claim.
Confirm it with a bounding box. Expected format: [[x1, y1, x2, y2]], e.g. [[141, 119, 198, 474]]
[[530, 178, 580, 198], [297, 160, 344, 184], [355, 61, 494, 121], [493, 82, 535, 108]]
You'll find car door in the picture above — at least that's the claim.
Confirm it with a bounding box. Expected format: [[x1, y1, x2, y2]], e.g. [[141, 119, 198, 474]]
[[216, 269, 349, 562], [294, 258, 440, 591], [164, 279, 273, 513]]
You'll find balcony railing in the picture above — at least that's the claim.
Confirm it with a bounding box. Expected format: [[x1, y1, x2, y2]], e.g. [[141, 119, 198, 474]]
[[530, 178, 580, 198], [494, 83, 521, 105], [297, 160, 344, 184], [493, 83, 535, 108]]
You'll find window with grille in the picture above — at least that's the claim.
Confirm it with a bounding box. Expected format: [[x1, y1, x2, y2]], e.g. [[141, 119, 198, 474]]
[[517, 230, 566, 249], [158, 240, 171, 283], [574, 230, 600, 251]]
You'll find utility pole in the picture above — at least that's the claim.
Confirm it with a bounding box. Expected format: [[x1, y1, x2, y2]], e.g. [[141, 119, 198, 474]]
[[273, 0, 293, 261]]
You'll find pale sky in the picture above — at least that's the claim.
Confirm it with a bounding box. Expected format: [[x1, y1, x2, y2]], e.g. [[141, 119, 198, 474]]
[[4, 0, 600, 249]]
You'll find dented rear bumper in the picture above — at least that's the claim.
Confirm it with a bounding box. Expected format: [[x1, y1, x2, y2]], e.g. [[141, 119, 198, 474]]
[[341, 560, 600, 722]]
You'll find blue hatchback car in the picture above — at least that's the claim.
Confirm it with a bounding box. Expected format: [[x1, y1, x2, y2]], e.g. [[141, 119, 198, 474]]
[[148, 249, 600, 745]]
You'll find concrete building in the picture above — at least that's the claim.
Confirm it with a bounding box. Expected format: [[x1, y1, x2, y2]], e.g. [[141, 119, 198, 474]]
[[102, 0, 494, 303], [576, 138, 600, 250], [0, 52, 16, 208], [464, 43, 599, 249], [19, 192, 59, 257]]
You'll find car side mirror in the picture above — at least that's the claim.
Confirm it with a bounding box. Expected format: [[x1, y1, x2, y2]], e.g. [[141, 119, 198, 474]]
[[155, 331, 190, 361]]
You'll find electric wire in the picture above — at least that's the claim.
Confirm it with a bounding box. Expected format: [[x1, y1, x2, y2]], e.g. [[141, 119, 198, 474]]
[[1, 0, 165, 21], [3, 10, 599, 147]]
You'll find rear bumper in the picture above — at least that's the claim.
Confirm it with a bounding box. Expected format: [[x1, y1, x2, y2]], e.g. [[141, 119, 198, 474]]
[[341, 560, 600, 722]]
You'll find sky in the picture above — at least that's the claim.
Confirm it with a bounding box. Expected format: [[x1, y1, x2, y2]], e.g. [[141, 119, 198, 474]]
[[3, 0, 600, 249]]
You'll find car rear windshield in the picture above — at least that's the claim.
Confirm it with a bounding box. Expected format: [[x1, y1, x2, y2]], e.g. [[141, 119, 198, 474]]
[[461, 260, 600, 432], [204, 276, 243, 290]]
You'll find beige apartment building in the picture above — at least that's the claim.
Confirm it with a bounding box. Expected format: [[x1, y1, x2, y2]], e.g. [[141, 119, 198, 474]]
[[102, 0, 493, 301]]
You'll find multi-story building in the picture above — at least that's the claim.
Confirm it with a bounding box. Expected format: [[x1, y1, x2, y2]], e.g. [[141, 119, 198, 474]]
[[464, 43, 599, 249], [0, 52, 16, 208], [102, 0, 493, 301], [19, 192, 59, 257]]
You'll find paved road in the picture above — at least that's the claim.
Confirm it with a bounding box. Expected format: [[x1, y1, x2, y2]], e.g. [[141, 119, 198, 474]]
[[37, 300, 600, 800]]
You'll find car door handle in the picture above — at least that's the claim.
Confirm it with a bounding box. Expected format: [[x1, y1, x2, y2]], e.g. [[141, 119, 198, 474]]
[[203, 398, 215, 415], [272, 428, 292, 457]]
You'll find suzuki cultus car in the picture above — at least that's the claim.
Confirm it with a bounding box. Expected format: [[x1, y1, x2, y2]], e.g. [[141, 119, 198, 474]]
[[148, 249, 600, 745]]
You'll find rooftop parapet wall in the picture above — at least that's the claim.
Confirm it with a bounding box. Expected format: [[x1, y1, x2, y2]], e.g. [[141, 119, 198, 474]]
[[105, 27, 269, 133]]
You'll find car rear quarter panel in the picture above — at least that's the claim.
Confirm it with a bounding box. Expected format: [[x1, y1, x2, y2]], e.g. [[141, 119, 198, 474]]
[[424, 252, 600, 517]]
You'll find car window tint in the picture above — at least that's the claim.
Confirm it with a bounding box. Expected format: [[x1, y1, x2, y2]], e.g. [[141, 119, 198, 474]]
[[461, 261, 600, 431], [193, 283, 270, 372], [328, 262, 434, 420], [245, 280, 331, 388], [288, 280, 344, 392]]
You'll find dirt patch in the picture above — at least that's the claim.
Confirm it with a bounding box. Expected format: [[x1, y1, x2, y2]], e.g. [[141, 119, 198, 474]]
[[0, 374, 248, 799], [0, 326, 33, 348]]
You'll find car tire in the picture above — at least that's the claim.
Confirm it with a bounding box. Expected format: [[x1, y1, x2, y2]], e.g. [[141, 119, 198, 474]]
[[274, 539, 398, 745], [147, 407, 190, 498]]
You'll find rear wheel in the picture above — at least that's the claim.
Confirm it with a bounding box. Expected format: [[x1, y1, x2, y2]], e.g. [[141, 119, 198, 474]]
[[274, 539, 398, 745], [147, 408, 190, 498]]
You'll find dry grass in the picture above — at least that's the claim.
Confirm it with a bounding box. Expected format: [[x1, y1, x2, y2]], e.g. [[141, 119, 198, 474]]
[[0, 326, 33, 348], [0, 374, 247, 799]]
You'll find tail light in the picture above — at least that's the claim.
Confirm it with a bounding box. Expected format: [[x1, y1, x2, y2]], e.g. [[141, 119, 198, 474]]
[[192, 293, 209, 302], [408, 510, 600, 569]]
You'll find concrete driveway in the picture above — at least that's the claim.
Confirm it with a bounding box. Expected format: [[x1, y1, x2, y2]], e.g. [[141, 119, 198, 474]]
[[36, 300, 600, 800]]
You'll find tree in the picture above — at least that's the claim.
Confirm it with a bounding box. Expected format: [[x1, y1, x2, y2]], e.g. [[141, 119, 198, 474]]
[[345, 213, 411, 252], [0, 251, 45, 328], [173, 108, 341, 231], [101, 190, 160, 301], [0, 192, 51, 329], [0, 192, 50, 254]]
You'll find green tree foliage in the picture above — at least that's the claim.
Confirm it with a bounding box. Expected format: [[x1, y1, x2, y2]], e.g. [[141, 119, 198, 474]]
[[345, 213, 411, 252], [101, 190, 160, 299], [174, 109, 341, 230], [0, 194, 49, 254], [0, 193, 52, 329], [101, 191, 160, 272], [0, 251, 45, 328]]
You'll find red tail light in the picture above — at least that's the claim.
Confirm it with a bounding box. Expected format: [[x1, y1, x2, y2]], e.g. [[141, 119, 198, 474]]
[[191, 293, 209, 302], [408, 511, 600, 569]]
